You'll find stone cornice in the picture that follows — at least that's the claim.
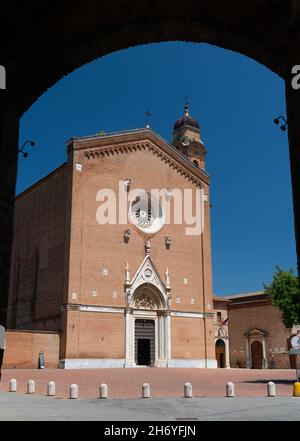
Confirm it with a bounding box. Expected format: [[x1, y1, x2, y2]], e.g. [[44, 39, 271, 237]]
[[68, 129, 210, 187], [15, 163, 68, 201], [228, 300, 271, 309], [61, 303, 214, 319]]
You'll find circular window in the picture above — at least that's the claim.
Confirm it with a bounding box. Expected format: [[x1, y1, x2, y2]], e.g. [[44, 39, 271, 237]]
[[129, 191, 164, 235]]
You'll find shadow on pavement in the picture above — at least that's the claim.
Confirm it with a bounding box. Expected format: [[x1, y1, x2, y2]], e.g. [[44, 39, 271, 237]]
[[241, 379, 295, 385]]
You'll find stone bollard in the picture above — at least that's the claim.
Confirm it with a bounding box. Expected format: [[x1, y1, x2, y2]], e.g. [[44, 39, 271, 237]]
[[142, 383, 151, 399], [184, 383, 193, 399], [27, 380, 36, 395], [267, 382, 276, 397], [47, 381, 56, 397], [226, 382, 235, 398], [69, 384, 79, 400], [9, 379, 17, 393], [99, 384, 108, 399]]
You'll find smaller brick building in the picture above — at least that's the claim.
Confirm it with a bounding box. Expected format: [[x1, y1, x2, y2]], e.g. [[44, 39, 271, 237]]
[[221, 291, 299, 370]]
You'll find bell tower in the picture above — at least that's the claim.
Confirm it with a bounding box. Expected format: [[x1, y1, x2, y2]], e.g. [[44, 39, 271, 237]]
[[172, 101, 207, 170]]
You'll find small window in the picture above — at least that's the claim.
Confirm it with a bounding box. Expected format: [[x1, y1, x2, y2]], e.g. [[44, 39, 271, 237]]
[[217, 312, 222, 324], [193, 160, 199, 168]]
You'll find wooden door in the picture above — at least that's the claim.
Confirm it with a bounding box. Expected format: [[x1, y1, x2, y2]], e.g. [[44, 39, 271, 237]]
[[135, 320, 155, 366], [251, 341, 263, 369], [215, 340, 226, 369]]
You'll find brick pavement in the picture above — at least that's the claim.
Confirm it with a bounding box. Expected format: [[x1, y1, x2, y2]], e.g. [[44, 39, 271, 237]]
[[0, 368, 297, 399]]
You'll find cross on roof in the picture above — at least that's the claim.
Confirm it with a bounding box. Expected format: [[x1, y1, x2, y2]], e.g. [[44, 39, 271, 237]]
[[184, 96, 190, 115], [145, 109, 154, 128]]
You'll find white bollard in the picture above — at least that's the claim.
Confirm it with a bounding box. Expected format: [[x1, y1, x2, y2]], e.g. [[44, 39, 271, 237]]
[[267, 382, 276, 397], [9, 379, 17, 393], [27, 380, 36, 395], [142, 383, 151, 399], [184, 383, 193, 399], [69, 384, 79, 400], [226, 382, 235, 398], [99, 384, 108, 399], [47, 381, 56, 397]]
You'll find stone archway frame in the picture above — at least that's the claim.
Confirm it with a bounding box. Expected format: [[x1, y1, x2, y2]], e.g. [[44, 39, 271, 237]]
[[5, 2, 292, 118], [1, 3, 300, 343], [245, 328, 269, 369], [125, 256, 171, 367]]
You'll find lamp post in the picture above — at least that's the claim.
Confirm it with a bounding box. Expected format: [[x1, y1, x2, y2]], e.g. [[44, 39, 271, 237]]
[[273, 116, 288, 132], [18, 140, 35, 158]]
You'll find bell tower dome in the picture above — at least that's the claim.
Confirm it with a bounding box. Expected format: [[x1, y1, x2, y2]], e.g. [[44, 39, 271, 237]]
[[172, 101, 207, 170]]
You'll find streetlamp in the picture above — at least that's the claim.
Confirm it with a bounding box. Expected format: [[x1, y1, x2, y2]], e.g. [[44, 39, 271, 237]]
[[18, 140, 35, 158], [273, 116, 288, 132]]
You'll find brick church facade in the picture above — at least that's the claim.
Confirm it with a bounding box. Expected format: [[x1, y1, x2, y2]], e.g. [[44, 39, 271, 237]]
[[6, 105, 218, 369]]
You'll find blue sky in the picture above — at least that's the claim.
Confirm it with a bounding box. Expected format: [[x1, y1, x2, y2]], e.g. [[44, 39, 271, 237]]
[[18, 42, 297, 295]]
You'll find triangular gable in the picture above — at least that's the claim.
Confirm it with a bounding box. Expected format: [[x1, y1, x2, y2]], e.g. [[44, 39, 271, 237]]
[[73, 128, 210, 187], [129, 255, 166, 296], [245, 328, 268, 338]]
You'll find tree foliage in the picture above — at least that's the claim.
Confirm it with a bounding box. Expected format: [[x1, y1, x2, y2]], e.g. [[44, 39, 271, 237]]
[[264, 266, 300, 328]]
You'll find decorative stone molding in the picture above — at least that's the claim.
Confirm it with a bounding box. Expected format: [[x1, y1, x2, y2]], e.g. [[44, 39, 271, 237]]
[[245, 328, 268, 338], [145, 240, 151, 255], [127, 256, 170, 309], [84, 142, 202, 187], [134, 294, 155, 310], [124, 229, 131, 244], [171, 312, 204, 319], [61, 304, 124, 314], [80, 130, 209, 187], [216, 325, 229, 338], [124, 255, 172, 367], [61, 303, 211, 319], [165, 236, 172, 250], [125, 262, 131, 285], [165, 268, 171, 290]]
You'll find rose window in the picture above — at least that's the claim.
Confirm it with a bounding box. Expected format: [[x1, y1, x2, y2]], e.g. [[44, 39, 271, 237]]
[[129, 191, 165, 235], [133, 206, 154, 229]]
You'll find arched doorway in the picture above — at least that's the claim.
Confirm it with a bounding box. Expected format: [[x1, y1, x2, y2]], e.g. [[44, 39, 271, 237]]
[[124, 257, 171, 368], [130, 284, 167, 368], [215, 339, 226, 369], [251, 341, 263, 369], [246, 329, 268, 369]]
